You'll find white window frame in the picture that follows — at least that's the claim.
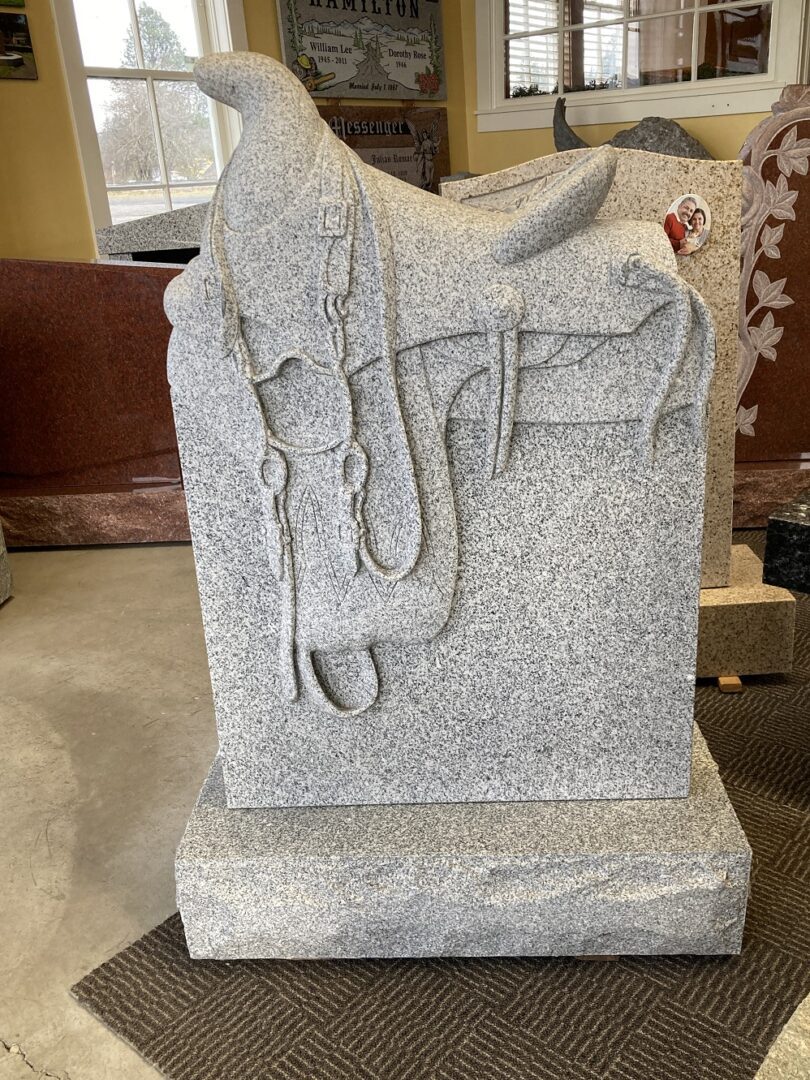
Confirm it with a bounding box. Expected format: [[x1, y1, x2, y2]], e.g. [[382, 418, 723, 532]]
[[53, 0, 248, 230], [476, 0, 808, 133]]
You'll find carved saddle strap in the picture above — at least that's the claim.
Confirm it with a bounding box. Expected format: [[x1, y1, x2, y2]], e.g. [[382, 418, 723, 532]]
[[204, 153, 423, 717], [205, 177, 301, 704], [474, 285, 526, 477], [343, 152, 424, 582]]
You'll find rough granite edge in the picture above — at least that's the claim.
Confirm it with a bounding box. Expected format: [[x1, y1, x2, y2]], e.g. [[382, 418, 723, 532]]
[[176, 725, 751, 959]]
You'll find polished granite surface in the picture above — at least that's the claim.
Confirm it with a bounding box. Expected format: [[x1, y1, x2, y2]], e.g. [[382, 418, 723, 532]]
[[764, 488, 810, 594], [0, 258, 184, 545]]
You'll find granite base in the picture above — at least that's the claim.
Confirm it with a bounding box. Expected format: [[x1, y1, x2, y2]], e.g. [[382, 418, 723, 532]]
[[0, 490, 190, 547], [733, 465, 810, 528], [697, 545, 795, 678], [176, 728, 750, 960]]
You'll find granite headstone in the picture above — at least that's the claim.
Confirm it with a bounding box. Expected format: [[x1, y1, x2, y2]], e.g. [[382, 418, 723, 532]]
[[442, 149, 742, 591], [736, 86, 810, 526], [167, 53, 749, 959]]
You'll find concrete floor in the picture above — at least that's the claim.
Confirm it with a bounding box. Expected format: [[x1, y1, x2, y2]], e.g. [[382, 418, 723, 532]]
[[1, 545, 215, 1080], [758, 996, 810, 1080], [1, 545, 808, 1079]]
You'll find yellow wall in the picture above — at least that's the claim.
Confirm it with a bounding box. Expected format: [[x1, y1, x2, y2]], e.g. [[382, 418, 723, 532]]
[[0, 0, 769, 262], [0, 0, 95, 260], [463, 112, 770, 176]]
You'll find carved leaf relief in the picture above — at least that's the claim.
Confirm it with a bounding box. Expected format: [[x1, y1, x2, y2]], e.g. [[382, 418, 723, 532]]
[[748, 311, 784, 362], [752, 271, 794, 310], [736, 404, 758, 437], [760, 222, 784, 258], [737, 118, 809, 426], [763, 173, 799, 220], [775, 125, 810, 177]]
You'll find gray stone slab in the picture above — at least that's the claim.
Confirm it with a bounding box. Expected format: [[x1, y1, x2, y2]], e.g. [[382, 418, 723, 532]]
[[764, 488, 810, 594], [553, 98, 713, 159], [96, 203, 207, 258], [166, 54, 716, 809], [177, 726, 750, 959]]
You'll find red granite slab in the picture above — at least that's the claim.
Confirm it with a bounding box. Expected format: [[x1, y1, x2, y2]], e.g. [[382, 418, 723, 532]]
[[733, 463, 810, 527], [737, 88, 810, 468], [0, 258, 186, 545]]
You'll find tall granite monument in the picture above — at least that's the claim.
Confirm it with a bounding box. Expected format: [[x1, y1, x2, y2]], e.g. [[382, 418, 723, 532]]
[[168, 53, 749, 959]]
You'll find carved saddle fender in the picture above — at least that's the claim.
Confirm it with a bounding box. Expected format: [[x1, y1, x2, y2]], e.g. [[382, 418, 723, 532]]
[[166, 53, 715, 719]]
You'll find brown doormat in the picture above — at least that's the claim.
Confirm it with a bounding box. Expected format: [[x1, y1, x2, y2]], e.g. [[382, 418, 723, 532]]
[[72, 533, 810, 1080]]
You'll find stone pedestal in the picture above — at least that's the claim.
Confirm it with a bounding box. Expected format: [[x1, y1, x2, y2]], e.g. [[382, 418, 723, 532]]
[[177, 728, 749, 960], [697, 545, 795, 678]]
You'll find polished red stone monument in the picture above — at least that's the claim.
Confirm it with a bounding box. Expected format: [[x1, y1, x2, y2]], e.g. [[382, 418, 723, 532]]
[[735, 87, 810, 526], [0, 258, 189, 546]]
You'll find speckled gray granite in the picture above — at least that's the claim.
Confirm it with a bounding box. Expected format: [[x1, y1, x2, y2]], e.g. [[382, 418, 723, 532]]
[[176, 726, 750, 959], [764, 488, 810, 594], [0, 523, 11, 605], [166, 54, 716, 809], [443, 151, 741, 591], [96, 203, 207, 258]]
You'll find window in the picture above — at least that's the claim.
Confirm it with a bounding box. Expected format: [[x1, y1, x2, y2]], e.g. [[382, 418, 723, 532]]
[[55, 0, 247, 227], [477, 0, 806, 131]]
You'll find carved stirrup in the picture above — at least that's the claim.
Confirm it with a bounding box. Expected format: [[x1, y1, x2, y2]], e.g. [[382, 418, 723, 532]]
[[299, 647, 379, 717]]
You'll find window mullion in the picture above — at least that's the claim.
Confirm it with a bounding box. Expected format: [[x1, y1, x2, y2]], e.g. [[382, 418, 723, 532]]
[[558, 0, 564, 95], [126, 0, 146, 69], [84, 66, 197, 81], [194, 0, 228, 172], [193, 0, 213, 56], [691, 0, 700, 83], [144, 76, 172, 211]]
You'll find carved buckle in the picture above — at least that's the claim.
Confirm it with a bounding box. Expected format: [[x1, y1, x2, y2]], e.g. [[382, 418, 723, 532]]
[[319, 200, 348, 238]]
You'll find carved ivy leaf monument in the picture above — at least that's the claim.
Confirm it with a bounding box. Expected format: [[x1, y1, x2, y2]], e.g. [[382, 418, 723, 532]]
[[738, 89, 810, 436]]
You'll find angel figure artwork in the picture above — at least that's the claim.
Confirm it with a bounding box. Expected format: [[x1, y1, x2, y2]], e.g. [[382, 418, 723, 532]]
[[407, 116, 441, 190]]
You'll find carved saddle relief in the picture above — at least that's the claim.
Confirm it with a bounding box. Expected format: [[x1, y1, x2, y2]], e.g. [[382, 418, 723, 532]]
[[165, 52, 717, 719]]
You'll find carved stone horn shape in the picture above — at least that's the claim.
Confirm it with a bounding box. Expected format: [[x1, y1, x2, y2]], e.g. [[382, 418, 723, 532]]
[[194, 52, 326, 231], [554, 97, 590, 151], [492, 145, 618, 263]]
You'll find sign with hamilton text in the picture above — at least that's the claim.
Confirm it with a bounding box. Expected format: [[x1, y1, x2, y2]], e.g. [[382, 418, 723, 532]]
[[278, 0, 445, 100]]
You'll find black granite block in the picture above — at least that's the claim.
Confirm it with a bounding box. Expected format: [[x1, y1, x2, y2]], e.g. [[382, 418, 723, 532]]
[[764, 488, 810, 594]]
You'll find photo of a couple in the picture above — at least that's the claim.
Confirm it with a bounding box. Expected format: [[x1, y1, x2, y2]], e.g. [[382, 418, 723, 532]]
[[663, 194, 711, 256]]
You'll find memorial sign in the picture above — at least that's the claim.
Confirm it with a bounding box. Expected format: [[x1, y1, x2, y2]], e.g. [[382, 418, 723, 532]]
[[318, 104, 448, 191], [278, 0, 445, 99]]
